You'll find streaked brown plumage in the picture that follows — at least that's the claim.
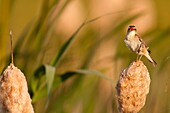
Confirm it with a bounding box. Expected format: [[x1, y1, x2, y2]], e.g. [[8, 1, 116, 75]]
[[124, 25, 157, 66]]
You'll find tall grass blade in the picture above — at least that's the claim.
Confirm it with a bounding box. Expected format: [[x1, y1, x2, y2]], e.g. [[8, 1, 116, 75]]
[[50, 22, 85, 67], [50, 9, 138, 67], [60, 69, 114, 83], [75, 69, 114, 83], [44, 65, 55, 95], [31, 64, 56, 102]]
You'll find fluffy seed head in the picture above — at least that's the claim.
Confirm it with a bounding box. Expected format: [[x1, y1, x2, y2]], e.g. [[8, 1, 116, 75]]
[[0, 64, 34, 113], [116, 61, 150, 113]]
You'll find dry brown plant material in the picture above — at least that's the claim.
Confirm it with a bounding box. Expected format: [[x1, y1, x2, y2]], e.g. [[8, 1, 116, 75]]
[[0, 31, 34, 113], [0, 64, 34, 113], [116, 61, 150, 113]]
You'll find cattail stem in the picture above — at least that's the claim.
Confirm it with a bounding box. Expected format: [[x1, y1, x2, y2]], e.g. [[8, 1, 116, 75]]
[[10, 30, 14, 65]]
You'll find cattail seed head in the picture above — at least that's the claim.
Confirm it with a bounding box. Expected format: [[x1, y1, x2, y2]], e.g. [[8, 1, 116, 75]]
[[0, 64, 34, 113], [116, 61, 150, 113]]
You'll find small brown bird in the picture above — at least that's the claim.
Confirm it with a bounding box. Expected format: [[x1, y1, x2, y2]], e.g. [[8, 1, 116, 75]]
[[124, 25, 157, 66]]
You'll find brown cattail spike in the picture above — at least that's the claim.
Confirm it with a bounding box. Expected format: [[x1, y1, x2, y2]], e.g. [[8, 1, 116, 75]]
[[0, 31, 34, 113], [0, 65, 34, 113], [116, 61, 150, 113], [10, 30, 14, 65]]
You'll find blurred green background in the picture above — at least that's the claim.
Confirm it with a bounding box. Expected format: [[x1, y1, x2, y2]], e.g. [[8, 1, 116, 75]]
[[0, 0, 170, 113]]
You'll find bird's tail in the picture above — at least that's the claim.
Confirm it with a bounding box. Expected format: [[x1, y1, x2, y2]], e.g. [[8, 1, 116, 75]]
[[144, 53, 157, 67]]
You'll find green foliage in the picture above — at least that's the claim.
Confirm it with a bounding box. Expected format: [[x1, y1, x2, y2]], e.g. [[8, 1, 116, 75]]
[[1, 0, 170, 113]]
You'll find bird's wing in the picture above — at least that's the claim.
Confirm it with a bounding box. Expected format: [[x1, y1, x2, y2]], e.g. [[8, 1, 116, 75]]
[[135, 34, 149, 47], [135, 33, 151, 54]]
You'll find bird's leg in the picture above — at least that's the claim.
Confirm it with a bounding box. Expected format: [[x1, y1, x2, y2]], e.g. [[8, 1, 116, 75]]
[[136, 45, 141, 61], [136, 55, 139, 61], [139, 55, 143, 60]]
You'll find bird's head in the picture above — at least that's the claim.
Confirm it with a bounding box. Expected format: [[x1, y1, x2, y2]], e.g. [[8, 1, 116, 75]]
[[127, 25, 137, 33]]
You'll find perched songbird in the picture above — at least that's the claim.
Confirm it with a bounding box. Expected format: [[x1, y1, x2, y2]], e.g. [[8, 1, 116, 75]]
[[124, 25, 157, 66]]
